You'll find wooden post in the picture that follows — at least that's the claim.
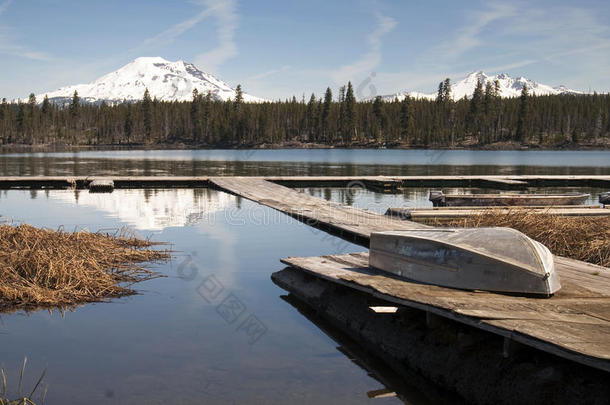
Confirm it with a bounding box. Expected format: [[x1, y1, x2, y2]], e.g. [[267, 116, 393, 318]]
[[503, 336, 523, 358], [426, 311, 444, 329]]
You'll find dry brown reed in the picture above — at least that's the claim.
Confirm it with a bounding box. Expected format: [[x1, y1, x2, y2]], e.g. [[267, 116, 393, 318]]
[[0, 224, 169, 312], [1, 358, 46, 405], [437, 209, 610, 267]]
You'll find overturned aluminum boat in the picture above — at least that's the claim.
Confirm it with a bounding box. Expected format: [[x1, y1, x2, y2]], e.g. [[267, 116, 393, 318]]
[[369, 227, 560, 296], [429, 191, 589, 207]]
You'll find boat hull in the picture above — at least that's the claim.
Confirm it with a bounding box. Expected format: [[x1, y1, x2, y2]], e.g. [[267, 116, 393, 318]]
[[431, 193, 589, 207], [369, 228, 560, 296]]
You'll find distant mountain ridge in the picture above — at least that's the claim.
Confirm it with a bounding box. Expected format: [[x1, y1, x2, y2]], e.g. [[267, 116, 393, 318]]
[[375, 71, 584, 101], [30, 57, 265, 104]]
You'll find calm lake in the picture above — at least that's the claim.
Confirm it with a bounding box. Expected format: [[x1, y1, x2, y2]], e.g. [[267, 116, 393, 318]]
[[1, 148, 610, 176], [0, 149, 609, 404]]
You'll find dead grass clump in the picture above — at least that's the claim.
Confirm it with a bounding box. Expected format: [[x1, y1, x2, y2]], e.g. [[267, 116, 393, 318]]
[[0, 224, 169, 312], [439, 210, 610, 267]]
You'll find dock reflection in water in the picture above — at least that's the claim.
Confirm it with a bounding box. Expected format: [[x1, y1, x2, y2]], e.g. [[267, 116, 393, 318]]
[[278, 293, 459, 405]]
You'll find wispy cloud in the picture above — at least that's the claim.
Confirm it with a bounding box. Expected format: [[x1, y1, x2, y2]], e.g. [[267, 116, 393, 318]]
[[0, 0, 12, 15], [193, 0, 238, 73], [139, 6, 218, 49], [247, 65, 291, 81], [437, 3, 516, 60], [331, 12, 397, 84], [0, 0, 52, 60], [390, 1, 610, 95], [135, 0, 239, 73]]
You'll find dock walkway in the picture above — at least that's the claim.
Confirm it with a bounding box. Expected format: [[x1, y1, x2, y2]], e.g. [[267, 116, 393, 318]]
[[209, 177, 426, 243], [207, 177, 610, 373], [386, 206, 610, 223], [0, 174, 609, 189]]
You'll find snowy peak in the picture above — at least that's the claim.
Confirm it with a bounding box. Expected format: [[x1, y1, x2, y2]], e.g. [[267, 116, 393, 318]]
[[378, 71, 584, 101], [35, 57, 265, 104]]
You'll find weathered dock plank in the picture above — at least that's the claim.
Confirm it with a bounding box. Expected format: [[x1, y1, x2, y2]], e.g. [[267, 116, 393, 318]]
[[280, 252, 610, 372], [386, 206, 610, 223], [0, 176, 211, 189], [209, 177, 427, 243], [393, 175, 610, 188], [0, 175, 609, 189]]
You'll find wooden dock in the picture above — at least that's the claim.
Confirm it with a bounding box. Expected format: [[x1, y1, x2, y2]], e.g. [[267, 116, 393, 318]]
[[205, 177, 610, 373], [209, 177, 426, 244], [281, 253, 610, 373], [386, 206, 610, 224], [0, 174, 609, 190]]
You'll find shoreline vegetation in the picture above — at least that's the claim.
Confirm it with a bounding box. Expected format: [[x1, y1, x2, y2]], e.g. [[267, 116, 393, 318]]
[[0, 224, 169, 313], [438, 210, 610, 267], [1, 80, 609, 151], [1, 358, 46, 405], [1, 139, 610, 154]]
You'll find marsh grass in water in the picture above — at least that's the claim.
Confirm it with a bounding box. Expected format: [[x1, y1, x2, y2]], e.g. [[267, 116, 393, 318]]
[[438, 210, 610, 267], [0, 358, 46, 405], [0, 224, 170, 312]]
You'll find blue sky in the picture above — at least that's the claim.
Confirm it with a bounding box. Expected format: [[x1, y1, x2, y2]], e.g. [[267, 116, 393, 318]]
[[1, 0, 609, 100]]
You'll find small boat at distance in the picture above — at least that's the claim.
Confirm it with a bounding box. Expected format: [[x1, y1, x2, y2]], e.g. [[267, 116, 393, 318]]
[[429, 191, 589, 207], [369, 227, 560, 296]]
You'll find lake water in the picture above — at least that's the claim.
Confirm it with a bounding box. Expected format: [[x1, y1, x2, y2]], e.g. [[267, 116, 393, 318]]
[[1, 187, 456, 405], [1, 148, 610, 176], [0, 149, 608, 404]]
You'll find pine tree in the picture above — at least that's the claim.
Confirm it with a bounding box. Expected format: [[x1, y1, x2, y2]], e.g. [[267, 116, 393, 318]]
[[0, 79, 607, 148], [482, 81, 495, 144], [492, 79, 501, 141], [124, 104, 133, 143], [372, 96, 384, 142], [344, 82, 356, 142], [337, 85, 346, 143], [203, 91, 212, 143], [0, 98, 6, 144], [41, 95, 50, 115], [234, 84, 244, 107], [467, 78, 484, 136], [399, 96, 413, 142], [0, 98, 6, 124], [321, 87, 332, 142], [436, 81, 445, 104], [436, 78, 451, 104], [142, 88, 153, 139], [16, 102, 25, 135], [28, 93, 37, 108], [306, 93, 317, 141], [443, 78, 451, 102], [70, 90, 80, 118], [516, 84, 529, 143]]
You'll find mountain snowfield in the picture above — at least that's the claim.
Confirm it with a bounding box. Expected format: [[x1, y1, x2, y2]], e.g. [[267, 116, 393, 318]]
[[35, 57, 265, 104], [31, 60, 585, 104], [377, 71, 584, 101]]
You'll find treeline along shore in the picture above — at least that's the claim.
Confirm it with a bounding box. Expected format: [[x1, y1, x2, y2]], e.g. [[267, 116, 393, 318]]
[[1, 80, 609, 149]]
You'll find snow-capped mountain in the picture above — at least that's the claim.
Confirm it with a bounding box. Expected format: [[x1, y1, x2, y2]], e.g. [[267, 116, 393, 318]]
[[377, 71, 583, 101], [34, 57, 265, 104]]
